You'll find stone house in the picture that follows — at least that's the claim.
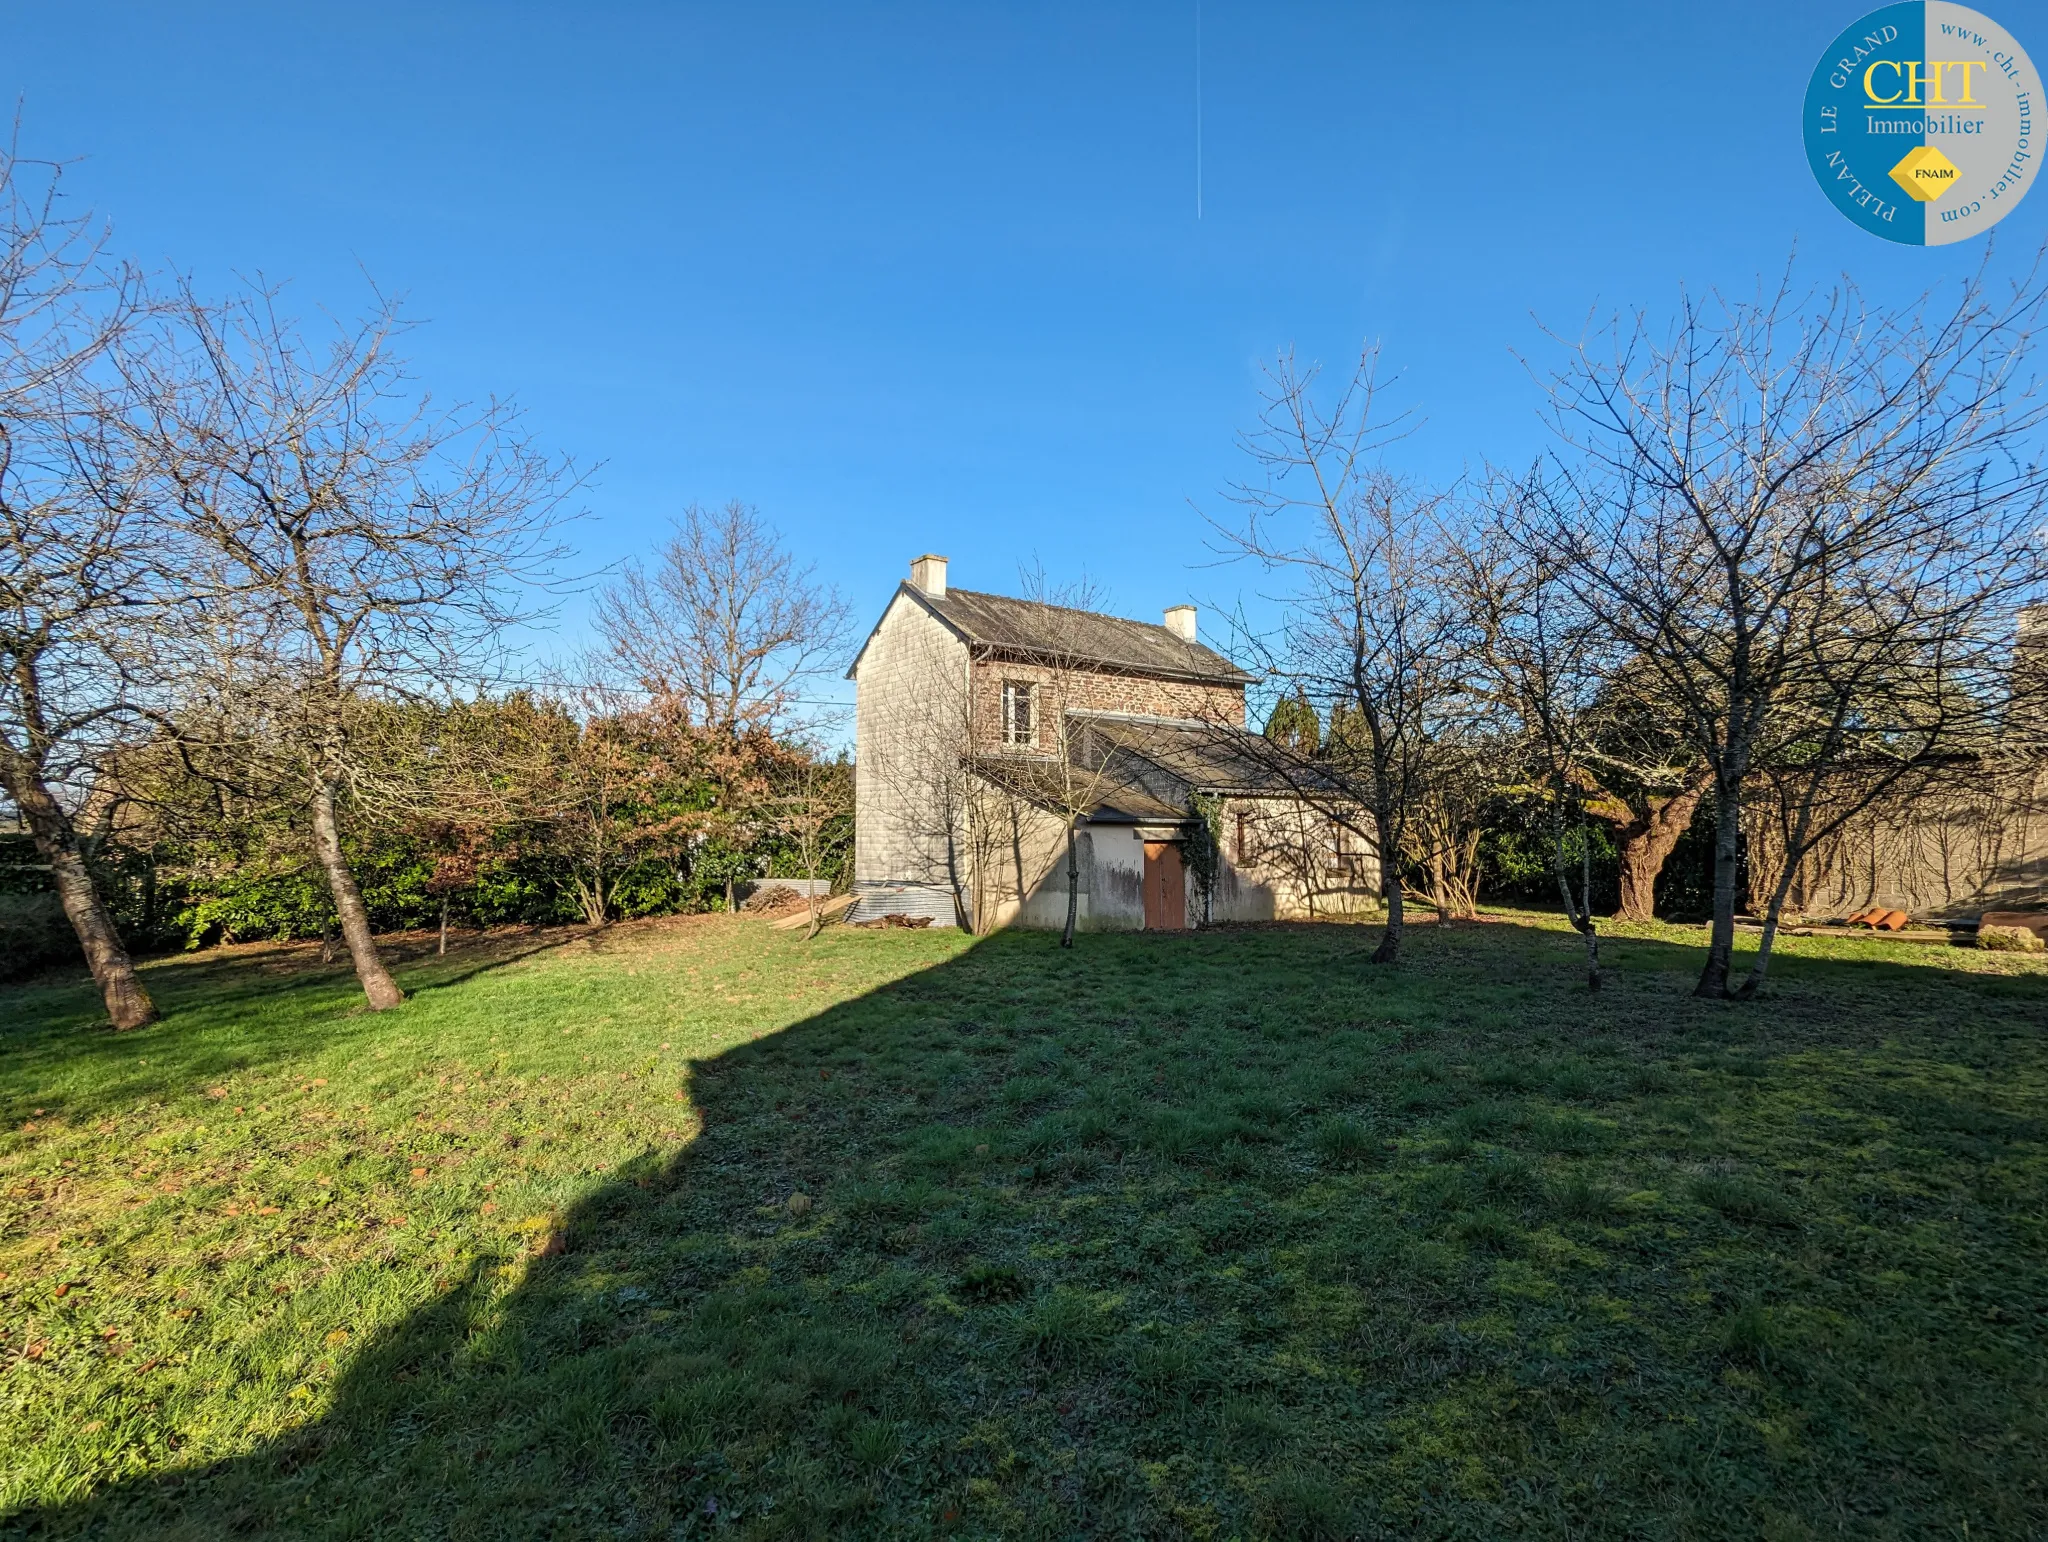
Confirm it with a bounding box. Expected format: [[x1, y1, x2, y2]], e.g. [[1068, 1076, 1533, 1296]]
[[847, 554, 1378, 930]]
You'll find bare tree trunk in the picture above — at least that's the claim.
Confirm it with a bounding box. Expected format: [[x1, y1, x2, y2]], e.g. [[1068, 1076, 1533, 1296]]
[[1695, 778, 1742, 1000], [438, 895, 449, 956], [1736, 769, 1828, 999], [1551, 806, 1601, 993], [6, 767, 155, 1028], [309, 774, 403, 1010], [1061, 824, 1079, 949], [1611, 778, 1707, 922], [1371, 808, 1403, 964]]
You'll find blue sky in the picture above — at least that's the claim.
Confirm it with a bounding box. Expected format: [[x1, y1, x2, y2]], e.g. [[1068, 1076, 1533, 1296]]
[[8, 2, 2044, 720]]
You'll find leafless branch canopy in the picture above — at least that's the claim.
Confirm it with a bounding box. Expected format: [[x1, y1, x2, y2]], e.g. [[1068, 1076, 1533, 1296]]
[[593, 500, 849, 739]]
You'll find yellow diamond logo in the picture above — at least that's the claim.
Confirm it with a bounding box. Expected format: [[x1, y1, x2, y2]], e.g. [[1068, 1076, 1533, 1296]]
[[1889, 145, 1960, 203]]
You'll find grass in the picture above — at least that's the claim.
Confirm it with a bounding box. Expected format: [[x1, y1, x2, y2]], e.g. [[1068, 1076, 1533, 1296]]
[[1, 910, 2046, 1538]]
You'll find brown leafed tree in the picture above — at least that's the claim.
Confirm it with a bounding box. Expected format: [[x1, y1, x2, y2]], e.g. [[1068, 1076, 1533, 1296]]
[[0, 145, 162, 1028], [130, 283, 575, 1010], [764, 749, 852, 939], [1535, 260, 2048, 998]]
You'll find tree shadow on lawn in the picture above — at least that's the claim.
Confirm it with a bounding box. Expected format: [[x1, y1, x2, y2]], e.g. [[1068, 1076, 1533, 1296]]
[[0, 927, 590, 1128], [14, 919, 2048, 1540]]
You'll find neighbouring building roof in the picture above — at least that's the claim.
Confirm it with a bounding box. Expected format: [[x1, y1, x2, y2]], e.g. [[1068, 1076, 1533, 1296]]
[[850, 583, 1254, 686]]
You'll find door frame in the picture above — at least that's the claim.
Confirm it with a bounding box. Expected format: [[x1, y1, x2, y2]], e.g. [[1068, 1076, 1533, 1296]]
[[1142, 839, 1187, 931]]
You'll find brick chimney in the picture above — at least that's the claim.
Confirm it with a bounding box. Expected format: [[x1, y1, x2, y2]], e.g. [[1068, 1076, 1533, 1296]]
[[1163, 604, 1196, 644], [909, 554, 948, 598]]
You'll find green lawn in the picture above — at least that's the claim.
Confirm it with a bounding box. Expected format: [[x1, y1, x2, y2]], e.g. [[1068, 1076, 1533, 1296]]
[[2, 912, 2045, 1539]]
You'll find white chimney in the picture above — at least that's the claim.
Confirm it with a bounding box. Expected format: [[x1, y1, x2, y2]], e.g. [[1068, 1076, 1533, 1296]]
[[909, 554, 948, 598], [1164, 604, 1197, 643]]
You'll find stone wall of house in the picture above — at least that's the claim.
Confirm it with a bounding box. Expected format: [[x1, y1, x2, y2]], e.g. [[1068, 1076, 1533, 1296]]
[[1213, 796, 1382, 922], [967, 657, 1244, 751], [851, 593, 973, 923], [980, 796, 1383, 932], [854, 592, 1380, 930]]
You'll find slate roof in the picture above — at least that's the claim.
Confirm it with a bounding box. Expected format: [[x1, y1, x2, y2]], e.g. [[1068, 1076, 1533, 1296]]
[[850, 584, 1254, 686], [1074, 713, 1341, 801]]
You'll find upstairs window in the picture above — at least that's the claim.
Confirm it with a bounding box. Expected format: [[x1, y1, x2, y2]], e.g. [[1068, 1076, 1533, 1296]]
[[1002, 681, 1038, 747]]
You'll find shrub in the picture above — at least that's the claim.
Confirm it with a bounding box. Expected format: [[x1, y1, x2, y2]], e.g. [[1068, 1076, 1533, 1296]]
[[0, 892, 77, 981]]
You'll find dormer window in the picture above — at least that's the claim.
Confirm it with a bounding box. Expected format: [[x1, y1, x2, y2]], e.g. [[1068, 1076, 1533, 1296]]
[[1002, 681, 1038, 747]]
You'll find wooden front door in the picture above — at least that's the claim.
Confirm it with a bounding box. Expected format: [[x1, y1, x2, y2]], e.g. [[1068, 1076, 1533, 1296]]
[[1142, 842, 1186, 931]]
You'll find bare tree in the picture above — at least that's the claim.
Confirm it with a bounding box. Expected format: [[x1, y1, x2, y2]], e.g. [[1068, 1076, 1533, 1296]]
[[1407, 724, 1494, 926], [0, 146, 162, 1028], [594, 500, 849, 740], [1457, 507, 1610, 988], [131, 283, 575, 1010], [1217, 346, 1469, 964], [1535, 260, 2048, 998]]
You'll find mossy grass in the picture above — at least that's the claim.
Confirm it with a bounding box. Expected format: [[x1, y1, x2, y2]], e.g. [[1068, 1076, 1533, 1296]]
[[3, 910, 2046, 1537]]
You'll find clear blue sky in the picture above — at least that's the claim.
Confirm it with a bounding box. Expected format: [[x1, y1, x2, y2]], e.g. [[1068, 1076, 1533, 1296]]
[[8, 2, 2044, 717]]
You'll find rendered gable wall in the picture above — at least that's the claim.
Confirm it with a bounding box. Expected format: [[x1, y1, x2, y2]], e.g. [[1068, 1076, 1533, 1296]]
[[851, 591, 973, 923]]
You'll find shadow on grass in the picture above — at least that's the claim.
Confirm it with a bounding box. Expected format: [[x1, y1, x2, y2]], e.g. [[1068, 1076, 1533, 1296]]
[[11, 919, 2048, 1539], [0, 927, 591, 1127]]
